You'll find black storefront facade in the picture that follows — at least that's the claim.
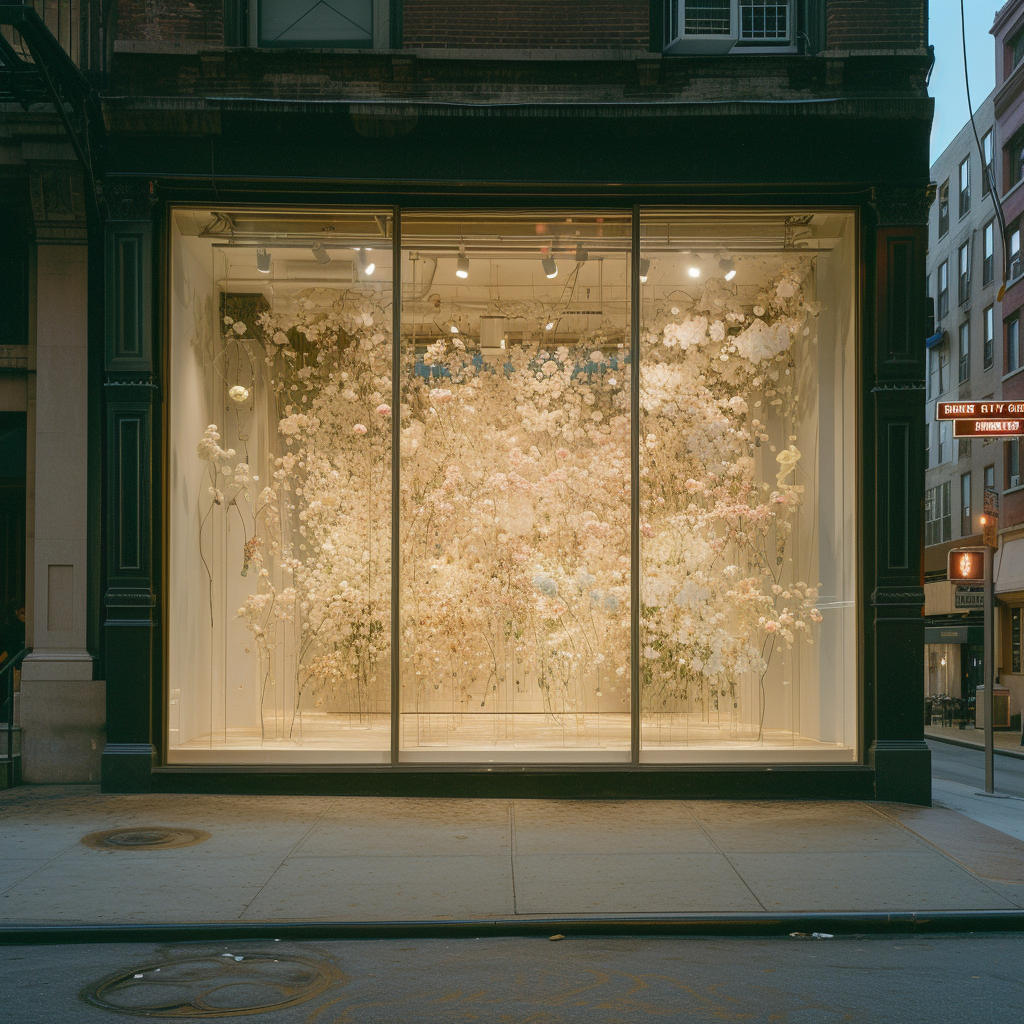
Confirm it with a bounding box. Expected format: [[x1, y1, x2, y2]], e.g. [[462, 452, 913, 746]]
[[2, 11, 936, 802]]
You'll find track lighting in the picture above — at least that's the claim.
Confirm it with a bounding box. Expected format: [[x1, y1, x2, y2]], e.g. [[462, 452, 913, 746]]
[[311, 242, 330, 265], [639, 258, 650, 283], [575, 243, 588, 263], [687, 265, 701, 279], [356, 248, 376, 276], [542, 256, 558, 279], [456, 247, 469, 279], [719, 258, 736, 282], [256, 248, 271, 274]]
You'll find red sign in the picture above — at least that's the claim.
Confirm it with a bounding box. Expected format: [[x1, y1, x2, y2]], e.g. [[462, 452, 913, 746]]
[[952, 419, 1024, 437], [937, 401, 1024, 419]]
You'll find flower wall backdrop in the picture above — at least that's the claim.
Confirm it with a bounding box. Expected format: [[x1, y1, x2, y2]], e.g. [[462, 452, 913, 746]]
[[168, 209, 857, 765]]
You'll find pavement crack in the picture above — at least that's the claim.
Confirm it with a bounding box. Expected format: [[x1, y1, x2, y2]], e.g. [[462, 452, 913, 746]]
[[236, 797, 338, 920]]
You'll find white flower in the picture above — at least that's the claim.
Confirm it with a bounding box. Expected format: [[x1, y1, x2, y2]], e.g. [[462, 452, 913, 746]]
[[228, 385, 249, 403], [273, 331, 290, 346], [232, 322, 247, 335], [352, 423, 367, 435]]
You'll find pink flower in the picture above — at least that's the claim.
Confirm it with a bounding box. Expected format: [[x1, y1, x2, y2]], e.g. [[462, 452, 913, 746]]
[[376, 404, 391, 416], [352, 423, 367, 435]]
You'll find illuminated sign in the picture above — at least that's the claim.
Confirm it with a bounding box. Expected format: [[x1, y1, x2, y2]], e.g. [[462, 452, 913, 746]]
[[936, 401, 1024, 419], [952, 419, 1024, 437], [948, 548, 985, 582]]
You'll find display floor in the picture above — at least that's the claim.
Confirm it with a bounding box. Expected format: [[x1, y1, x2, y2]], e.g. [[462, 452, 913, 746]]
[[169, 711, 855, 764]]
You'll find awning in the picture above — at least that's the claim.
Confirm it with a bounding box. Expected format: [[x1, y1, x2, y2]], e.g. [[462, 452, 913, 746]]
[[995, 536, 1024, 594], [926, 329, 946, 349]]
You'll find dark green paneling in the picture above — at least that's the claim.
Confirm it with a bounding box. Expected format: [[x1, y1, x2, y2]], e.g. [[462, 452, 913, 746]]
[[105, 224, 152, 372]]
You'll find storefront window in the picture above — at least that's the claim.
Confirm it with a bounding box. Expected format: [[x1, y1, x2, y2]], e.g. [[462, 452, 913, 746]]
[[167, 206, 857, 765], [399, 212, 632, 761], [168, 209, 394, 762], [637, 210, 857, 762]]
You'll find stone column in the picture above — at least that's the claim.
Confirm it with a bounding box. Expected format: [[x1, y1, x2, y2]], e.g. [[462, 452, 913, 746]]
[[19, 162, 105, 783], [868, 185, 933, 805]]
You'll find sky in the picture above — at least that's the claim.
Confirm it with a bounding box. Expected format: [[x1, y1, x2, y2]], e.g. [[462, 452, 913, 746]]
[[929, 0, 1004, 164]]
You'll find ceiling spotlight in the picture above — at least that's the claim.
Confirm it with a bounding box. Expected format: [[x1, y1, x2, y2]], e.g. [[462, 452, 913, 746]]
[[687, 266, 701, 279], [256, 248, 271, 274], [719, 258, 736, 281], [542, 256, 558, 279], [639, 258, 650, 283], [575, 243, 589, 263], [311, 242, 330, 266], [456, 247, 469, 279], [356, 248, 376, 276]]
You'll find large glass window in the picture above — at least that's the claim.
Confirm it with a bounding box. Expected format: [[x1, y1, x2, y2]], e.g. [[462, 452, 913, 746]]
[[637, 210, 857, 762], [168, 209, 394, 762], [398, 212, 632, 761], [168, 206, 857, 766]]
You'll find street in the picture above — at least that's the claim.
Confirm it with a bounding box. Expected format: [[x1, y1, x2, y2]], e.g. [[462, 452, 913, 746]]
[[928, 739, 1024, 797], [0, 932, 1021, 1023]]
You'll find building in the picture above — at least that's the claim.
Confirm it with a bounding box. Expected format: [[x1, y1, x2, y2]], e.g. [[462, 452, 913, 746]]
[[1, 1, 934, 801], [922, 93, 998, 706], [990, 0, 1024, 730]]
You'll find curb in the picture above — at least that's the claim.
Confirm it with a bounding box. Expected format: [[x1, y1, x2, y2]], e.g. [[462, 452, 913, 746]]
[[927, 733, 1024, 761], [3, 911, 1024, 945]]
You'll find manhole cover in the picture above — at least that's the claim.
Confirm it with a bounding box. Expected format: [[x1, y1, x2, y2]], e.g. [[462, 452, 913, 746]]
[[82, 827, 211, 851], [82, 953, 336, 1017]]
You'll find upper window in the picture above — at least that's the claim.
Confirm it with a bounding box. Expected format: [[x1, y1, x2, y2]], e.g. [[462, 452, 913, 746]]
[[983, 130, 994, 196], [1006, 127, 1024, 192], [1011, 26, 1024, 72], [664, 0, 795, 52], [984, 221, 995, 285], [959, 320, 970, 383], [985, 304, 995, 369], [259, 0, 373, 48], [958, 242, 970, 305], [938, 180, 949, 238], [1009, 224, 1022, 282], [959, 157, 971, 217], [938, 260, 949, 319]]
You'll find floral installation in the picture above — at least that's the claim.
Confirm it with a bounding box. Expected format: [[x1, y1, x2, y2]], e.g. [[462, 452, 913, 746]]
[[196, 258, 823, 746]]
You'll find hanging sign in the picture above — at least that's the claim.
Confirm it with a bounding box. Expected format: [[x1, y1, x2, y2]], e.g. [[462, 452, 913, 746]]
[[936, 402, 1024, 419], [952, 419, 1024, 437]]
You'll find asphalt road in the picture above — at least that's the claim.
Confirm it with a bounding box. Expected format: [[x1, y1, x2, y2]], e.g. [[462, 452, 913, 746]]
[[1, 934, 1021, 1023], [928, 737, 1024, 797]]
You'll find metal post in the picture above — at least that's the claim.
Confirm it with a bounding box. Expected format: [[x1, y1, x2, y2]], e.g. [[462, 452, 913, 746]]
[[984, 545, 994, 794]]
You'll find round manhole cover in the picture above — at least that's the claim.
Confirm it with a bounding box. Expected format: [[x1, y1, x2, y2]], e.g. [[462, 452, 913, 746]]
[[82, 953, 337, 1017], [82, 827, 211, 851]]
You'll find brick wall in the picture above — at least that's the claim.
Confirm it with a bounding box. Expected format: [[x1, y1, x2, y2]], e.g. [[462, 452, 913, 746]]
[[827, 0, 927, 50], [116, 0, 223, 46], [402, 0, 649, 49]]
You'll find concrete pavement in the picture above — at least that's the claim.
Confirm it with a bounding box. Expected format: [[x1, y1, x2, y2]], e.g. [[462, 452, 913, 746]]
[[1, 787, 1022, 930]]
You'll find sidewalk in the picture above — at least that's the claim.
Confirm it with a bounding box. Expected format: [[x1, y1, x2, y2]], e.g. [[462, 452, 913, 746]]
[[926, 724, 1024, 757], [1, 787, 1023, 932]]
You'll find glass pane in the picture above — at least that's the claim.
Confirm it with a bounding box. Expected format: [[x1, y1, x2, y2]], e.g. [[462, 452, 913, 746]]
[[399, 211, 632, 762], [168, 208, 393, 763], [639, 209, 857, 763], [260, 0, 372, 46]]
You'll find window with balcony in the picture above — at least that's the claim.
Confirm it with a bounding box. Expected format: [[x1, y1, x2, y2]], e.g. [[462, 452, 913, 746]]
[[938, 260, 949, 319], [983, 130, 994, 196], [664, 0, 795, 52], [959, 321, 970, 383], [984, 221, 995, 285], [1008, 315, 1020, 374], [938, 180, 950, 238], [959, 157, 971, 217], [985, 304, 995, 369], [958, 242, 970, 305]]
